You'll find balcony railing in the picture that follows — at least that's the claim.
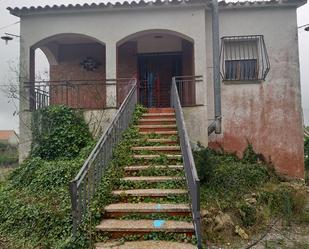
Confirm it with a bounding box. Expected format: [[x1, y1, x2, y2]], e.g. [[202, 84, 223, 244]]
[[24, 78, 135, 110], [137, 75, 202, 108], [174, 75, 202, 107]]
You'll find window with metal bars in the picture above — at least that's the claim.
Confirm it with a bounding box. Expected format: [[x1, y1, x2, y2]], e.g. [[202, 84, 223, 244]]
[[220, 35, 270, 82]]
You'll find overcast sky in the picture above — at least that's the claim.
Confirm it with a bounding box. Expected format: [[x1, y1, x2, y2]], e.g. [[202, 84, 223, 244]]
[[0, 0, 309, 133]]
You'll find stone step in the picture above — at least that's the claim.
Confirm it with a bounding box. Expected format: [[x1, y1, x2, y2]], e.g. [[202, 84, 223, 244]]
[[132, 138, 178, 145], [131, 146, 180, 151], [139, 118, 176, 123], [136, 124, 177, 132], [139, 130, 178, 136], [95, 240, 197, 249], [137, 124, 177, 129], [133, 154, 182, 160], [112, 188, 187, 197], [121, 176, 184, 183], [144, 138, 178, 145], [139, 120, 176, 126], [104, 203, 190, 214], [147, 108, 175, 113], [96, 219, 194, 233], [142, 113, 176, 119], [124, 165, 183, 172]]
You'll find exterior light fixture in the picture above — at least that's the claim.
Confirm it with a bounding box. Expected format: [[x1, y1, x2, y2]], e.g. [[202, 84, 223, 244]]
[[1, 35, 13, 44], [80, 57, 101, 71], [298, 24, 309, 31], [1, 33, 20, 45]]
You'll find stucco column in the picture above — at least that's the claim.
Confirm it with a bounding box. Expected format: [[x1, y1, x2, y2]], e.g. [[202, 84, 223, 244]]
[[182, 33, 208, 147], [105, 42, 117, 108], [194, 38, 207, 106], [19, 42, 34, 162]]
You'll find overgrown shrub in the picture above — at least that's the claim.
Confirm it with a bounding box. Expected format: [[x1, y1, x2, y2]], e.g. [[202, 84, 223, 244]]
[[259, 185, 306, 219], [0, 105, 146, 248], [243, 143, 265, 164], [194, 145, 273, 193], [31, 105, 93, 160], [192, 146, 216, 184], [237, 202, 257, 227], [0, 142, 18, 166]]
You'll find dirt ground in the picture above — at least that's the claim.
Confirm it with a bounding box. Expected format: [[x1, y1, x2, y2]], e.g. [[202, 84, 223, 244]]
[[207, 188, 309, 249]]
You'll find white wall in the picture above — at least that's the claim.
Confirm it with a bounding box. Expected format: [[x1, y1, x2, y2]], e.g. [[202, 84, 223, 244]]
[[18, 6, 209, 159]]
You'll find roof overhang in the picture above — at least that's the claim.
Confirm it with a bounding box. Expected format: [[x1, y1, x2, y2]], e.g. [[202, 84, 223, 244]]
[[7, 0, 307, 17]]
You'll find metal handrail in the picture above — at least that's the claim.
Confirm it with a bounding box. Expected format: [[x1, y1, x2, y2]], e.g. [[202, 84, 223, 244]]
[[171, 76, 202, 249], [69, 79, 137, 236], [174, 75, 203, 107]]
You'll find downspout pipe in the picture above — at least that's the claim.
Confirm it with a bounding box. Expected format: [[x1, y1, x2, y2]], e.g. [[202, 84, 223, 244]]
[[208, 0, 222, 135]]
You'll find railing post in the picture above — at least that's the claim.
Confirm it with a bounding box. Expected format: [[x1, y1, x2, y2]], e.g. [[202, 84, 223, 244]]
[[69, 180, 78, 237], [195, 179, 202, 249]]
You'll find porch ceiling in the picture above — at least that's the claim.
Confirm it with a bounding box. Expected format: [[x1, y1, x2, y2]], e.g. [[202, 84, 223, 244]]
[[7, 0, 306, 17]]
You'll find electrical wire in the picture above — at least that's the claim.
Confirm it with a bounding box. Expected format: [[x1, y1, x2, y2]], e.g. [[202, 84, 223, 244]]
[[0, 21, 20, 31]]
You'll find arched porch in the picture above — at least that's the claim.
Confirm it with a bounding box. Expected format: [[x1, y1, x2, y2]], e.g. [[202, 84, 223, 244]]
[[29, 33, 107, 109], [117, 30, 196, 107]]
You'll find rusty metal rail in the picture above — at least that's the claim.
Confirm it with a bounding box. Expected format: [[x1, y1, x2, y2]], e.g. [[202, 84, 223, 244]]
[[171, 76, 202, 249], [24, 78, 135, 110]]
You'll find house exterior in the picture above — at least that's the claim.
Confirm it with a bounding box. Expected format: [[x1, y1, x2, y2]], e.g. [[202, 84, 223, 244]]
[[0, 130, 19, 146], [9, 0, 306, 178]]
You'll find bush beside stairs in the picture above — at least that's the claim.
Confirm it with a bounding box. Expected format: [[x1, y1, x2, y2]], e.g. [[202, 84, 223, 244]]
[[95, 108, 197, 249]]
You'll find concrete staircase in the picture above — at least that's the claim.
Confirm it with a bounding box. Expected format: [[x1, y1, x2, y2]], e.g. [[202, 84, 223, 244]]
[[95, 108, 195, 248]]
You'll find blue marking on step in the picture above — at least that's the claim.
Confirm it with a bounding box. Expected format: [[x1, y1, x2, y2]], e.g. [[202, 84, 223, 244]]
[[156, 204, 162, 210], [153, 220, 165, 228]]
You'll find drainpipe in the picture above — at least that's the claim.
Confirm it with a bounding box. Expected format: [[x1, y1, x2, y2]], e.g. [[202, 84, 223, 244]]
[[208, 0, 222, 135]]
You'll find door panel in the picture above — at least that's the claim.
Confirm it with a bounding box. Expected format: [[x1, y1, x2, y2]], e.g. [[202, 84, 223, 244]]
[[138, 53, 182, 107]]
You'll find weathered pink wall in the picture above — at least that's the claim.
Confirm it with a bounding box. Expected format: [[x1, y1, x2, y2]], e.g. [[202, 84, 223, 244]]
[[209, 81, 304, 179], [206, 7, 305, 179]]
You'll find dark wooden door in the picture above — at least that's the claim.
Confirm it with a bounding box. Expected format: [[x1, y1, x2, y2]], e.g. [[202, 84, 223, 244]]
[[138, 53, 182, 107]]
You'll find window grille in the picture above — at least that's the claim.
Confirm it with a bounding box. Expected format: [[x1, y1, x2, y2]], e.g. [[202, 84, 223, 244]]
[[220, 35, 270, 82]]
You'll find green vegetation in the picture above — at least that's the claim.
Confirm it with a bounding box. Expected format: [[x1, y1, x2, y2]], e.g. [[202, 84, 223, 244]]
[[0, 104, 151, 249], [0, 105, 94, 249], [0, 142, 18, 167], [31, 105, 92, 160], [194, 144, 309, 244], [1, 104, 307, 248]]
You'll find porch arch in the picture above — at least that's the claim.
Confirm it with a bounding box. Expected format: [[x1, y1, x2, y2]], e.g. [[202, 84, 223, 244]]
[[116, 29, 195, 107], [116, 29, 194, 46], [31, 33, 106, 66], [29, 33, 107, 109]]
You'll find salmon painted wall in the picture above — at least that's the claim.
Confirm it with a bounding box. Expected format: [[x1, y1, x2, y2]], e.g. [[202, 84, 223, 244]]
[[207, 7, 304, 178], [50, 43, 106, 109]]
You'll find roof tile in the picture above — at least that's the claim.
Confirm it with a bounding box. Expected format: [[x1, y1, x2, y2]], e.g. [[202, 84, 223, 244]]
[[7, 0, 306, 17], [0, 130, 17, 141]]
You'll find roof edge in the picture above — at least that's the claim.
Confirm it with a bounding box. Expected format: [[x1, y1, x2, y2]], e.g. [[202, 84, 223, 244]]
[[7, 0, 307, 17]]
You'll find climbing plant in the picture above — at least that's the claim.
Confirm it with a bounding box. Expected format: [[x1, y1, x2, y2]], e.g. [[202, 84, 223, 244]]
[[31, 105, 93, 160]]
